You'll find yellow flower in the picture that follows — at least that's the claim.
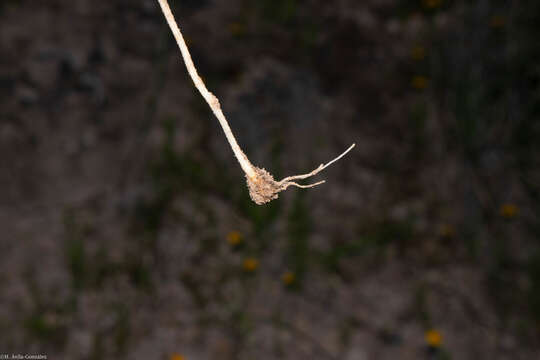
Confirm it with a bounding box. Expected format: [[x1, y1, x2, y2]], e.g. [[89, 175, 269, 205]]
[[227, 231, 243, 246], [490, 15, 505, 28], [500, 203, 518, 219], [228, 22, 246, 37], [438, 224, 455, 238], [282, 271, 296, 286], [411, 76, 429, 90], [423, 0, 442, 9], [170, 354, 185, 360], [243, 257, 259, 272], [425, 329, 442, 347], [411, 46, 426, 61]]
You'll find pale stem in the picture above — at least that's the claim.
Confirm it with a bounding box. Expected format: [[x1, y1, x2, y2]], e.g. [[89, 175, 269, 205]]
[[156, 0, 256, 179]]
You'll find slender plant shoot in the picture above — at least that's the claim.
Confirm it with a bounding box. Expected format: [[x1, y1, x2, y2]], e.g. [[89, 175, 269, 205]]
[[156, 0, 355, 204]]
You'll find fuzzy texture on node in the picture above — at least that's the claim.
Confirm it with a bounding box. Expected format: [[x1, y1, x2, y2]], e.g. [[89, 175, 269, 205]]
[[246, 168, 282, 205]]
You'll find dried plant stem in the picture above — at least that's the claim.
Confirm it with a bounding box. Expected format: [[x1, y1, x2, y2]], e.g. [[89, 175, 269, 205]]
[[156, 0, 355, 204], [156, 0, 255, 178]]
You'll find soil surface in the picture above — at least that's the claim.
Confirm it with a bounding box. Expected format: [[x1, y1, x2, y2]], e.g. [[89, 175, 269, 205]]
[[1, 0, 539, 359]]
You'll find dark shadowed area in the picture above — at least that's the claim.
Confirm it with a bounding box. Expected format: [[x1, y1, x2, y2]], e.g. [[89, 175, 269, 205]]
[[1, 0, 539, 359]]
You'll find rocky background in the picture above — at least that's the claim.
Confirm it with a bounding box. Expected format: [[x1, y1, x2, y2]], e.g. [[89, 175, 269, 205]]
[[1, 0, 539, 359]]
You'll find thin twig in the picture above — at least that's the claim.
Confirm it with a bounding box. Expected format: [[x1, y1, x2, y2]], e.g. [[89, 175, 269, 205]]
[[283, 180, 326, 190], [278, 143, 356, 184], [156, 0, 355, 204]]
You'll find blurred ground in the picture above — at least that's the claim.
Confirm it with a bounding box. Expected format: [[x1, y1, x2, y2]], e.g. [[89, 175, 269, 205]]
[[1, 0, 539, 359]]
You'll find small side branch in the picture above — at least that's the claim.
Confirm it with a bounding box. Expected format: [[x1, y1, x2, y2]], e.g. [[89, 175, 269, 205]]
[[278, 143, 356, 185], [282, 180, 326, 190]]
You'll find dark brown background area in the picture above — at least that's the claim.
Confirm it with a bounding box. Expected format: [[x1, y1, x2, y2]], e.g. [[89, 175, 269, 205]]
[[1, 0, 539, 359]]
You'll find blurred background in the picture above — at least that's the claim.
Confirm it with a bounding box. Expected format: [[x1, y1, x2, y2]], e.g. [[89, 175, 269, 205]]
[[1, 0, 539, 359]]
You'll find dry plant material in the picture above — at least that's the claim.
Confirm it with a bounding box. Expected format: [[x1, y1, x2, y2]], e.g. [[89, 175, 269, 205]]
[[156, 0, 355, 204]]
